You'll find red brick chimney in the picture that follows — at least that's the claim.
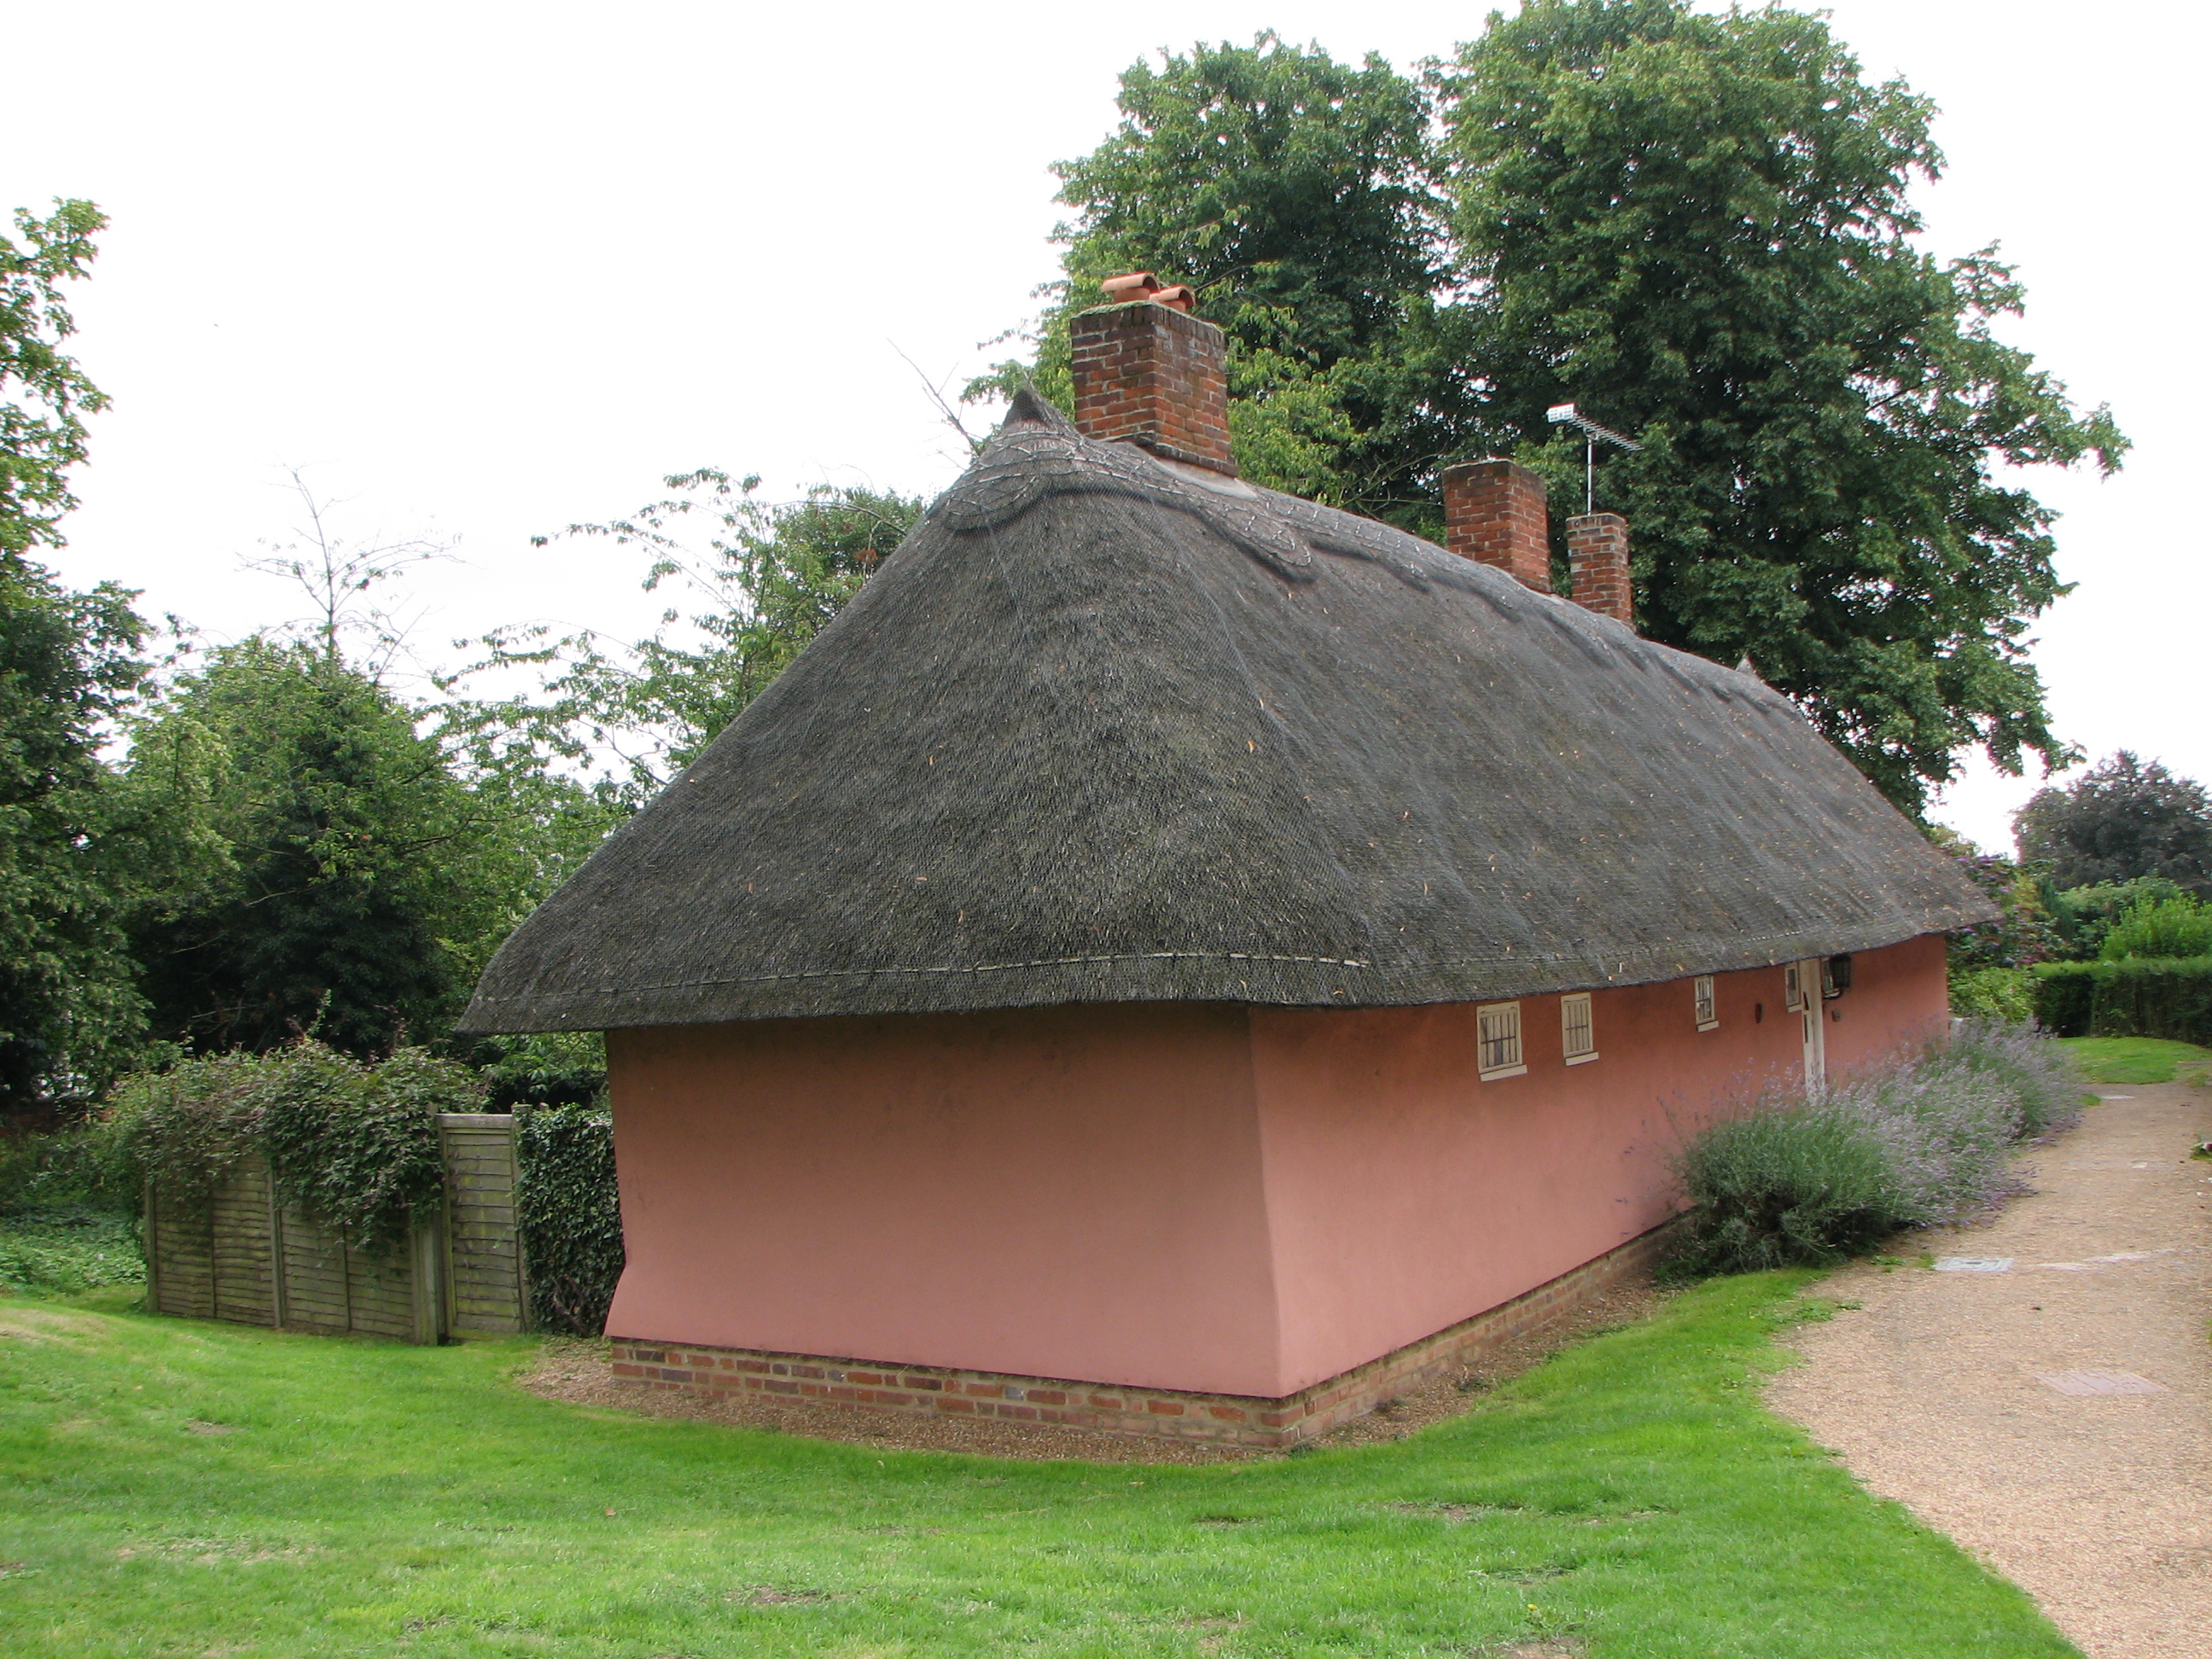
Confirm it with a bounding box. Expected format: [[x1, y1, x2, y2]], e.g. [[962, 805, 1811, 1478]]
[[1440, 459, 1551, 593], [1069, 274, 1236, 476], [1566, 512, 1633, 626]]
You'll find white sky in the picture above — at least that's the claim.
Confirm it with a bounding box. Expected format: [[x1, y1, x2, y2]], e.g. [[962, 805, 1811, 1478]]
[[8, 0, 2204, 853]]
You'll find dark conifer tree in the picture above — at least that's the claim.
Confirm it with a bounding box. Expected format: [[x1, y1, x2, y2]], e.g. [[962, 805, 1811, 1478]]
[[127, 643, 467, 1057]]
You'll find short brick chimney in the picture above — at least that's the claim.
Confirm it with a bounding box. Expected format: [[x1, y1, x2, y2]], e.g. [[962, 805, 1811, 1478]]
[[1440, 458, 1551, 593], [1566, 512, 1633, 627], [1070, 274, 1236, 476]]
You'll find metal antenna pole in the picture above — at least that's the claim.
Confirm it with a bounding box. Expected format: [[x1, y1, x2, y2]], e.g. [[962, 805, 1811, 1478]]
[[1545, 403, 1643, 512]]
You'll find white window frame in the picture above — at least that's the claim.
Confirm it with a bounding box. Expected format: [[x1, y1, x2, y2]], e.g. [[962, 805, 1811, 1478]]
[[1783, 962, 1806, 1012], [1476, 1000, 1526, 1080], [1694, 975, 1719, 1032], [1560, 992, 1598, 1065]]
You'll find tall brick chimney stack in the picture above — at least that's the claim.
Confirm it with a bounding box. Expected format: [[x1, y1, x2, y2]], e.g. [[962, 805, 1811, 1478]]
[[1069, 274, 1237, 476], [1440, 459, 1552, 593], [1566, 512, 1633, 627]]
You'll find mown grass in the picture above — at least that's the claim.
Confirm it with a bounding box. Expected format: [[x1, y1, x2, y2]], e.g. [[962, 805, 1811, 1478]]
[[0, 1276, 2077, 1657], [2056, 1034, 2211, 1084]]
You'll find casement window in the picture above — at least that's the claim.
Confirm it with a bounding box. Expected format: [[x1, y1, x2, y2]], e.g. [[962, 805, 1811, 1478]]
[[1476, 1001, 1526, 1080], [1784, 962, 1806, 1012], [1561, 992, 1598, 1064], [1694, 975, 1719, 1031]]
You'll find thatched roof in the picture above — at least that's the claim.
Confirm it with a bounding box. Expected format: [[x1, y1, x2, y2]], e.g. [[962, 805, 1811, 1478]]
[[461, 393, 1992, 1034]]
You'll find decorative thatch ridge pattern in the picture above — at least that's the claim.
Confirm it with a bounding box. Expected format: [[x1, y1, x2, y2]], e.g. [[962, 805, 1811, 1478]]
[[462, 393, 1991, 1033]]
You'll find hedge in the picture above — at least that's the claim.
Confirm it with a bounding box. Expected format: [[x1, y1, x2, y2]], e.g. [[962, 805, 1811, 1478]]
[[515, 1103, 625, 1336], [2033, 954, 2212, 1042]]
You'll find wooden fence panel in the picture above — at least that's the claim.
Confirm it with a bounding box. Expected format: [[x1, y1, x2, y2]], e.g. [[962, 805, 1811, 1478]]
[[341, 1244, 418, 1340], [276, 1210, 352, 1336], [143, 1115, 524, 1346], [209, 1162, 276, 1326], [146, 1185, 213, 1320], [439, 1114, 528, 1336]]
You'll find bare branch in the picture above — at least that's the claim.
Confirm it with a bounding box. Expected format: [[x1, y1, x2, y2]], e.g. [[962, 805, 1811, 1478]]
[[238, 467, 458, 670], [888, 341, 986, 456]]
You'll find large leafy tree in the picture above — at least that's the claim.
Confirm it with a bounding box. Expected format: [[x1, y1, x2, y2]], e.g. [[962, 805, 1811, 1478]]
[[121, 635, 621, 1059], [0, 200, 152, 1114], [1445, 0, 2122, 809], [983, 35, 1470, 517], [121, 642, 474, 1056], [991, 7, 2124, 812], [2014, 753, 2212, 897]]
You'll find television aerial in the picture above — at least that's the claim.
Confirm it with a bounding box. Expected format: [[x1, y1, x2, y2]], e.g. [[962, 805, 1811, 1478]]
[[1545, 403, 1642, 514]]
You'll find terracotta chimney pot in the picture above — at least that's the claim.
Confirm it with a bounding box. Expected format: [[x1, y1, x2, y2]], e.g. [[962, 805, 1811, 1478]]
[[1101, 271, 1164, 303]]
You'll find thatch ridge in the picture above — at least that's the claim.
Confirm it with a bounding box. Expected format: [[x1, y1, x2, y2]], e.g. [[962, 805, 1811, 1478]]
[[461, 396, 1991, 1033]]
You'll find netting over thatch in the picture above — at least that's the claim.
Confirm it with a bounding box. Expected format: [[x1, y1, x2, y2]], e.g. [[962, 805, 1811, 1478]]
[[461, 393, 1991, 1034]]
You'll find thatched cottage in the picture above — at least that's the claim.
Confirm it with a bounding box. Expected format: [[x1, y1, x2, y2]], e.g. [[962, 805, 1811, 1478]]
[[462, 278, 1991, 1445]]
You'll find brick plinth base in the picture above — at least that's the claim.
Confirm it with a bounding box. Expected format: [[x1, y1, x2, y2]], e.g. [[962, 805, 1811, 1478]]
[[609, 1221, 1675, 1449]]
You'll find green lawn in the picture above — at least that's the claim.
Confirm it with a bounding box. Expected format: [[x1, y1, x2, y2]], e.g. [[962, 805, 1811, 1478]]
[[0, 1277, 2075, 1657], [2057, 1034, 2212, 1084]]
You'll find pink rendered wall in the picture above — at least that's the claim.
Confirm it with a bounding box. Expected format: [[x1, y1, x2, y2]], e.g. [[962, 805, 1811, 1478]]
[[603, 1003, 1288, 1397], [1821, 929, 1951, 1078], [1249, 961, 1773, 1392], [602, 935, 1951, 1400]]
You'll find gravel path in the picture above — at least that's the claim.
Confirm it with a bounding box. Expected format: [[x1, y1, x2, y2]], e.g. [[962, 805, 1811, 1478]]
[[1768, 1080, 2212, 1659]]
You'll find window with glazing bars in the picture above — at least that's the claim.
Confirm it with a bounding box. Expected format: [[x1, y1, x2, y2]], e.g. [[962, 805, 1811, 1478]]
[[1694, 975, 1718, 1030], [1561, 992, 1597, 1063], [1476, 1001, 1525, 1080]]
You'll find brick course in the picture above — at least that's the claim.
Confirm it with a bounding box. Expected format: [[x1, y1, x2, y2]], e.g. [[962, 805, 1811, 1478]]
[[1567, 512, 1633, 626], [1069, 300, 1237, 476], [608, 1220, 1675, 1449], [1440, 458, 1552, 592]]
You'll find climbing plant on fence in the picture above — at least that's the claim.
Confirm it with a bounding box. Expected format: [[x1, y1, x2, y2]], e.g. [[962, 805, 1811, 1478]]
[[101, 1042, 483, 1254], [515, 1103, 624, 1336], [95, 1042, 628, 1330]]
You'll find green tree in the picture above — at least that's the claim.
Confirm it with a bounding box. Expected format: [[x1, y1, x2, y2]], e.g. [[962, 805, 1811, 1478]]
[[119, 465, 625, 1062], [991, 8, 2124, 812], [3, 200, 108, 565], [462, 472, 919, 803], [2015, 752, 2212, 897], [120, 642, 474, 1056], [980, 35, 1469, 518], [1443, 0, 2123, 810], [0, 564, 148, 1109], [0, 199, 153, 1115]]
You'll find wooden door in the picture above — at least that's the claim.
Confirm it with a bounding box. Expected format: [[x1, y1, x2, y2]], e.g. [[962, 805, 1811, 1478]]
[[1786, 958, 1826, 1086]]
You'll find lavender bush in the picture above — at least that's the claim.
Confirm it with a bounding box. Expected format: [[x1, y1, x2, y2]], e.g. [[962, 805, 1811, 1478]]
[[1673, 1021, 2081, 1275]]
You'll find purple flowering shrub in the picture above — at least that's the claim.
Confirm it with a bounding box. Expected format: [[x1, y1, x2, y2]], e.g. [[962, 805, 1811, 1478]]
[[1674, 1021, 2081, 1274]]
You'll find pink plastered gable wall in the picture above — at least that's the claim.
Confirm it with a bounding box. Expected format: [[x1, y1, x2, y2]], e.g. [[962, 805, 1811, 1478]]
[[603, 1003, 1287, 1396], [600, 935, 1950, 1400]]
